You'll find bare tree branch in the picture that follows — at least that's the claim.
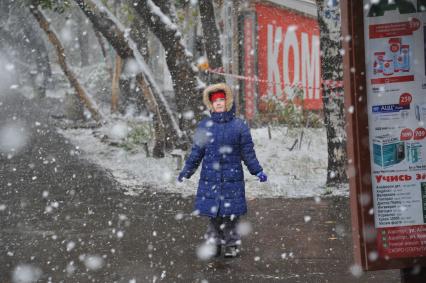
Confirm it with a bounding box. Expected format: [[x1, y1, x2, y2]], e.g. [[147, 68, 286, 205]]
[[29, 3, 102, 121], [74, 0, 187, 154], [133, 0, 205, 134]]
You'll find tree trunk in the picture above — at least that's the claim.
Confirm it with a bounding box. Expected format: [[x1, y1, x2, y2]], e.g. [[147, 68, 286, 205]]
[[74, 0, 166, 156], [111, 54, 122, 113], [74, 0, 187, 155], [128, 14, 172, 149], [135, 73, 166, 157], [129, 12, 150, 61], [315, 0, 348, 186], [119, 14, 149, 115], [133, 0, 204, 136], [29, 4, 102, 121], [198, 0, 224, 84], [21, 14, 52, 96]]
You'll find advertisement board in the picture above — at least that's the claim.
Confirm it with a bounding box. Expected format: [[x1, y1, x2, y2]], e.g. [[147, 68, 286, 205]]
[[364, 0, 426, 261], [256, 3, 322, 110], [342, 0, 426, 272]]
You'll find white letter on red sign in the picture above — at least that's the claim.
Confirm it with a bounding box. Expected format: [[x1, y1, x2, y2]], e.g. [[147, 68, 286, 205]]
[[301, 33, 320, 99], [267, 24, 282, 98], [283, 27, 300, 97]]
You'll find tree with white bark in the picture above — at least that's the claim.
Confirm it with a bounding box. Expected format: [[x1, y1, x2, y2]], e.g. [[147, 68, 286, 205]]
[[316, 0, 348, 186]]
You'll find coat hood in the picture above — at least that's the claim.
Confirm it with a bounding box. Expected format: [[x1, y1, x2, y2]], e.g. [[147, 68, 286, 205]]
[[203, 83, 234, 112]]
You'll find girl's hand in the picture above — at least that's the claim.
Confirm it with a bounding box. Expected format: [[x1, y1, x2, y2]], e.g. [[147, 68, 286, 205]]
[[256, 171, 267, 182], [177, 172, 186, 182]]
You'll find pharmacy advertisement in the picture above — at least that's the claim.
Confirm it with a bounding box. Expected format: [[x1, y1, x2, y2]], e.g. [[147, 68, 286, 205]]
[[364, 0, 426, 259]]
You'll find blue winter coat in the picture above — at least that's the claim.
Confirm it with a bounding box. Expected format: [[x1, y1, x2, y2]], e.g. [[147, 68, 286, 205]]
[[180, 106, 263, 217]]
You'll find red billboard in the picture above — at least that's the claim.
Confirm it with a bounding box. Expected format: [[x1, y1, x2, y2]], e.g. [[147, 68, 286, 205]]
[[256, 4, 322, 109]]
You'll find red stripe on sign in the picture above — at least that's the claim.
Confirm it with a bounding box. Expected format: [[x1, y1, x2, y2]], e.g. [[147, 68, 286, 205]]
[[369, 21, 414, 38], [377, 226, 426, 259], [371, 75, 414, 84]]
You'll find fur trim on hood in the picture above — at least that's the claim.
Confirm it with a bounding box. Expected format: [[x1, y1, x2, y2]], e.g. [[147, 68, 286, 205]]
[[202, 83, 233, 112]]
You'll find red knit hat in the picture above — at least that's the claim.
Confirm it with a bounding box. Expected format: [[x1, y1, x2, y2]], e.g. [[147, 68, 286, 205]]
[[209, 91, 226, 102]]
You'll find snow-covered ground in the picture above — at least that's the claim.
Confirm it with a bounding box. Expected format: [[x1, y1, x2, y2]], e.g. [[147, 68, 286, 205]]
[[59, 121, 349, 199], [8, 62, 348, 199], [40, 63, 349, 199]]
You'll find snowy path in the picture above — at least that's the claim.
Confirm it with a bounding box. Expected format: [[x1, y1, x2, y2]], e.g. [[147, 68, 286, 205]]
[[0, 94, 396, 282]]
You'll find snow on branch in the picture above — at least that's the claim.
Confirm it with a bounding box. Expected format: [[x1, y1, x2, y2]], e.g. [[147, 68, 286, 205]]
[[30, 5, 102, 121], [89, 0, 183, 138], [146, 0, 178, 31]]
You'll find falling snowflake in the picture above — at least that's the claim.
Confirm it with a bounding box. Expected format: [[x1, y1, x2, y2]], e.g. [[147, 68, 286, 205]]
[[219, 145, 233, 154], [11, 264, 42, 283], [196, 242, 217, 260], [349, 264, 363, 278], [66, 241, 76, 252], [237, 221, 253, 236], [83, 255, 104, 271], [0, 122, 28, 153]]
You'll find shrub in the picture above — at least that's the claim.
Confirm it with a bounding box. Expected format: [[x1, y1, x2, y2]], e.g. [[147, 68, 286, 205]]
[[255, 86, 323, 128]]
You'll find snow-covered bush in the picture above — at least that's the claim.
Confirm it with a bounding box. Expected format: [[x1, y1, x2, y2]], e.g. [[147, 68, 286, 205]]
[[256, 86, 323, 128], [121, 121, 154, 152], [109, 121, 153, 152]]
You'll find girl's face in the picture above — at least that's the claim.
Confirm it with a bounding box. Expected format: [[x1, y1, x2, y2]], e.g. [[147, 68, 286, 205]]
[[212, 98, 226, 113]]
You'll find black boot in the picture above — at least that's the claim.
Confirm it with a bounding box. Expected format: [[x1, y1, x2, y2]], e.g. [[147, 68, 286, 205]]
[[224, 245, 239, 258]]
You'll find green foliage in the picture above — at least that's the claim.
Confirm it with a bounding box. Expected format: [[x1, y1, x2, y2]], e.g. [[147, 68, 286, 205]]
[[127, 122, 152, 144], [120, 3, 135, 25], [256, 86, 323, 128], [323, 186, 333, 195], [33, 0, 71, 13], [176, 9, 185, 23], [119, 121, 153, 152]]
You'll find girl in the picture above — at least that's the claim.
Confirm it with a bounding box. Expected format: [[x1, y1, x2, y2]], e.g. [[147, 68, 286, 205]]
[[178, 83, 267, 258]]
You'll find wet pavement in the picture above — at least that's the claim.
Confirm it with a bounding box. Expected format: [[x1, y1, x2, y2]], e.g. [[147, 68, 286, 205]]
[[0, 93, 400, 282]]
